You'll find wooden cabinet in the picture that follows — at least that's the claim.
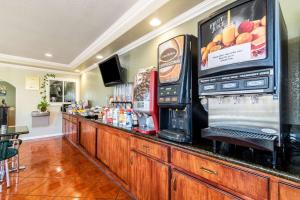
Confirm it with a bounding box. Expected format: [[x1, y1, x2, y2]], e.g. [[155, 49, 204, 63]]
[[62, 114, 300, 200], [279, 182, 300, 200], [96, 126, 130, 184], [171, 148, 269, 200], [63, 115, 78, 144], [131, 137, 169, 162], [97, 126, 110, 166], [171, 170, 237, 200], [80, 120, 97, 157], [130, 150, 169, 200]]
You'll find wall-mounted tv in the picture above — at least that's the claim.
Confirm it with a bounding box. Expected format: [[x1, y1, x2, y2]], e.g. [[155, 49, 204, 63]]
[[198, 0, 275, 77], [98, 54, 126, 87]]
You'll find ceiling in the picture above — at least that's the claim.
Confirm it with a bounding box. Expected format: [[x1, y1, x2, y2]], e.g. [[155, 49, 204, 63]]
[[0, 0, 137, 64]]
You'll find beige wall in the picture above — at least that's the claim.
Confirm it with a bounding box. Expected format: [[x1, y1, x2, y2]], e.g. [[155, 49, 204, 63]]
[[0, 64, 80, 139]]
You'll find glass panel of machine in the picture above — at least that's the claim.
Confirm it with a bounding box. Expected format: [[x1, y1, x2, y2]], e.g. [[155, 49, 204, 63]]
[[200, 0, 267, 71], [158, 36, 184, 83]]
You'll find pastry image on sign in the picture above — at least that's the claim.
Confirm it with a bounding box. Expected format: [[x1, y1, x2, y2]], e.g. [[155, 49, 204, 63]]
[[200, 0, 267, 71], [158, 36, 184, 83]]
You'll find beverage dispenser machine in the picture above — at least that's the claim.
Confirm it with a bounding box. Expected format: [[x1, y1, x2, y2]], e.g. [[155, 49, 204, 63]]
[[198, 0, 288, 167], [158, 35, 208, 143], [133, 68, 159, 134]]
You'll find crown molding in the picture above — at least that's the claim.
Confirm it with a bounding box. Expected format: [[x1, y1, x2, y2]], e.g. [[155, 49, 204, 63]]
[[0, 62, 79, 76], [69, 0, 170, 68], [0, 53, 69, 68], [81, 0, 228, 74]]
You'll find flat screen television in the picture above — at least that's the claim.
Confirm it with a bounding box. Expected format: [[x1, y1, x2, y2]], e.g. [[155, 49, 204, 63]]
[[98, 54, 126, 87], [198, 0, 275, 77]]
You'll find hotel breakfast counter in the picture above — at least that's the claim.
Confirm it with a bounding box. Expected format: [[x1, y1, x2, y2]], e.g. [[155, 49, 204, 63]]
[[63, 113, 300, 200], [64, 113, 300, 183]]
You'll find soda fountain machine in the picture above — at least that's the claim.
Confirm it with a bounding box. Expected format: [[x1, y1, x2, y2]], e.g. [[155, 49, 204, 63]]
[[133, 68, 159, 134], [158, 35, 208, 143], [198, 0, 288, 167]]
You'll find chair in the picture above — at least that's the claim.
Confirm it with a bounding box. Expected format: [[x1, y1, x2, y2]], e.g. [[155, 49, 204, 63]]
[[0, 140, 18, 188]]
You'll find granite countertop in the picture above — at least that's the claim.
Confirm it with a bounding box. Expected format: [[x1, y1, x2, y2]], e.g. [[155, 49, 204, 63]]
[[66, 113, 300, 183], [0, 126, 29, 137]]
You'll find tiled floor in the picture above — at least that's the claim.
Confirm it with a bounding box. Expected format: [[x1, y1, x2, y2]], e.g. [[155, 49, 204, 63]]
[[0, 137, 132, 200]]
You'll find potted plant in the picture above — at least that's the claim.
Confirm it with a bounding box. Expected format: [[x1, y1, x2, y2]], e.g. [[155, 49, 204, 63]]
[[37, 73, 55, 112], [37, 99, 49, 112]]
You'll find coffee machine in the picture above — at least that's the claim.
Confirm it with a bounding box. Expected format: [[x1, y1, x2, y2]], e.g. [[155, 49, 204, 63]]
[[133, 68, 159, 134], [198, 0, 288, 167], [158, 35, 208, 143]]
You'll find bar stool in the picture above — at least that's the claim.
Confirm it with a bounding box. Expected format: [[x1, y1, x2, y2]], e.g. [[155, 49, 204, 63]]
[[0, 140, 18, 188]]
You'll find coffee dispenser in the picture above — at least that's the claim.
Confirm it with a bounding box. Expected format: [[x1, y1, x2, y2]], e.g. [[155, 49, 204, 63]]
[[198, 0, 288, 167], [133, 68, 159, 134], [158, 35, 208, 143]]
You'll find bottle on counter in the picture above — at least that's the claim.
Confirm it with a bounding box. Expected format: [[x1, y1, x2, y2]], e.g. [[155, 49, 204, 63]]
[[113, 107, 120, 126], [132, 112, 138, 127], [126, 109, 133, 128]]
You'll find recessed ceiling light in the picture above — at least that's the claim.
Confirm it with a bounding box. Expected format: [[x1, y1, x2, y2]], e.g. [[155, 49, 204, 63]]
[[150, 18, 161, 27], [75, 69, 80, 73], [44, 53, 53, 58], [96, 54, 103, 60]]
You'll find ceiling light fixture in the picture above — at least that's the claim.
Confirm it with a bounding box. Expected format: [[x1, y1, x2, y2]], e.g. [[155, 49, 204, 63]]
[[75, 69, 80, 73], [150, 18, 161, 27], [96, 54, 103, 60], [44, 53, 53, 58]]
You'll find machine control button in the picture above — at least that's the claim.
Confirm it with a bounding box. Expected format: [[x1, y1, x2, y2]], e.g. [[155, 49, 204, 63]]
[[165, 97, 170, 102], [221, 82, 238, 89], [203, 84, 216, 91], [245, 79, 266, 87], [159, 98, 164, 102]]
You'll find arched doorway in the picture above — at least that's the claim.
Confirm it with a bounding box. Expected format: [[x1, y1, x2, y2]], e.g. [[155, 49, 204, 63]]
[[0, 80, 16, 126]]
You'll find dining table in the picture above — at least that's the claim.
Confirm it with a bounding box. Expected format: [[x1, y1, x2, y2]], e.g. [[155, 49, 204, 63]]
[[0, 125, 29, 172]]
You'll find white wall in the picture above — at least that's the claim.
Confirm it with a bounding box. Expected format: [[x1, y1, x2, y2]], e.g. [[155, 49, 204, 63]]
[[0, 64, 80, 139]]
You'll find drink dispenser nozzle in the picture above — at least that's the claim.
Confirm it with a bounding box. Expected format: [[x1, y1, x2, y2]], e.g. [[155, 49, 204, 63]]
[[250, 95, 259, 104], [232, 96, 240, 104], [218, 96, 224, 104]]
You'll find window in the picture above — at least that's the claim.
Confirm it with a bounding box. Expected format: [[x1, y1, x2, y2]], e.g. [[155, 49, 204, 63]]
[[49, 80, 76, 103]]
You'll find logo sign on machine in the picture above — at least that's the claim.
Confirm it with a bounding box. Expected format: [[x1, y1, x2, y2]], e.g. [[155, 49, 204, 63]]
[[200, 0, 267, 70], [158, 36, 184, 84]]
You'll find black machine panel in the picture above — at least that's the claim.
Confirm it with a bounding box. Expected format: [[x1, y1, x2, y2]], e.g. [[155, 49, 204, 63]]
[[199, 69, 274, 95], [158, 35, 208, 144]]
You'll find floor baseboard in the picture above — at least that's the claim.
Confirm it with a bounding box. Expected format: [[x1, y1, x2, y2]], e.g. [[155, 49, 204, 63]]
[[21, 133, 63, 141]]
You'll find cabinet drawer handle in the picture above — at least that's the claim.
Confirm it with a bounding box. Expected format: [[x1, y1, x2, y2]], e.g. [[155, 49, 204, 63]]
[[200, 167, 218, 175]]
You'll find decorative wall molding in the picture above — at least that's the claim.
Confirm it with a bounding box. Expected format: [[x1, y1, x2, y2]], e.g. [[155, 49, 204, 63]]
[[81, 0, 227, 74], [0, 53, 69, 68], [0, 62, 80, 76], [69, 0, 170, 68]]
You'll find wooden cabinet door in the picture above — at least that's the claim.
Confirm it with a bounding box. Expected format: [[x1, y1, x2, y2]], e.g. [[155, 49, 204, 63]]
[[96, 127, 110, 166], [80, 121, 96, 157], [171, 170, 237, 200], [130, 151, 169, 200], [279, 183, 300, 200], [71, 122, 78, 144], [110, 132, 129, 184]]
